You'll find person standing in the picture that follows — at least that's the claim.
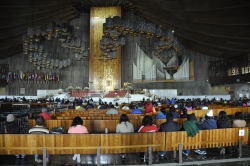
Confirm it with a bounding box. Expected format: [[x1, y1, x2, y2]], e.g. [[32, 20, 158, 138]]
[[144, 99, 153, 114], [106, 105, 118, 114], [0, 114, 25, 159], [68, 116, 89, 163], [29, 116, 49, 163]]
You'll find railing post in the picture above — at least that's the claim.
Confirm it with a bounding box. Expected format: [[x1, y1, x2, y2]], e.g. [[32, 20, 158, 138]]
[[148, 146, 152, 165], [238, 140, 242, 158], [43, 148, 47, 166], [178, 144, 182, 163], [97, 148, 100, 166], [173, 150, 176, 159]]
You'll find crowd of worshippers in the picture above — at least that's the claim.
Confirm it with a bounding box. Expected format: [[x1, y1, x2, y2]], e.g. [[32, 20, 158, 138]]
[[0, 104, 247, 163]]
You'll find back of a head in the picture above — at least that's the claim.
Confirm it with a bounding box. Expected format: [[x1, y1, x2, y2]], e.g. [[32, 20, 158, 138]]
[[166, 112, 174, 121], [6, 114, 15, 122], [120, 114, 129, 123], [160, 107, 166, 115], [187, 113, 196, 121], [142, 115, 153, 126], [182, 108, 187, 114], [170, 106, 176, 112], [42, 108, 47, 112], [36, 116, 45, 126], [72, 116, 83, 126], [218, 111, 228, 120], [235, 112, 244, 120], [111, 105, 115, 108]]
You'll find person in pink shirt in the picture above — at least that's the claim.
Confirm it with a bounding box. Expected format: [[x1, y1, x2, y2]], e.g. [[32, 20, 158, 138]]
[[68, 116, 88, 163], [39, 108, 51, 120]]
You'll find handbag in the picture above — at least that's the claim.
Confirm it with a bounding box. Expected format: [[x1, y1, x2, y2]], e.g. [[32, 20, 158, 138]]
[[50, 126, 65, 134]]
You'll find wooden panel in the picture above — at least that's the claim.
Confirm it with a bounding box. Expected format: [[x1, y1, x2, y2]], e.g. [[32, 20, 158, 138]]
[[165, 128, 249, 151], [89, 7, 121, 90], [0, 132, 165, 155]]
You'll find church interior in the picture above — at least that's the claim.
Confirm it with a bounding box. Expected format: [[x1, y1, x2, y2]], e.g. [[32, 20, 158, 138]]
[[0, 0, 250, 165]]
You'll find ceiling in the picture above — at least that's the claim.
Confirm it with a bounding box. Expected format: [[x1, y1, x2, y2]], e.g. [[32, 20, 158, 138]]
[[1, 0, 250, 60]]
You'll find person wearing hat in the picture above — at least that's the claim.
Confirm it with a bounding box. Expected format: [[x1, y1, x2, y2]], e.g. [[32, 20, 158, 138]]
[[0, 114, 25, 159], [194, 109, 217, 155], [39, 107, 51, 120]]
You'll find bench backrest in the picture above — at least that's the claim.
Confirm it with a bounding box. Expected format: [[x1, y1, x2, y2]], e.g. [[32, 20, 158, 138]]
[[0, 132, 165, 155], [165, 127, 249, 151]]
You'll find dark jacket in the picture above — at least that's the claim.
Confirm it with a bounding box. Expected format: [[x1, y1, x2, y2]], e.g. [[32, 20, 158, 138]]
[[0, 122, 20, 134], [201, 119, 217, 129], [217, 119, 231, 128], [159, 120, 179, 132], [180, 113, 188, 118]]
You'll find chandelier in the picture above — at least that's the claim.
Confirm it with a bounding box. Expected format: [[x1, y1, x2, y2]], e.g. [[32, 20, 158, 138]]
[[23, 20, 88, 70], [100, 16, 180, 61]]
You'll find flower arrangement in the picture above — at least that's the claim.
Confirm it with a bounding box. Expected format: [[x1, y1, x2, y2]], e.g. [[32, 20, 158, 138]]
[[84, 86, 89, 91], [67, 86, 74, 91], [75, 86, 82, 90], [140, 90, 146, 94], [48, 93, 54, 97], [126, 86, 133, 90], [58, 91, 63, 94]]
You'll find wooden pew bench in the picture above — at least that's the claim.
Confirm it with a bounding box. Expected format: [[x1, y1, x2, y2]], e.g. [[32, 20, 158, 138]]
[[0, 132, 165, 166], [165, 127, 249, 163]]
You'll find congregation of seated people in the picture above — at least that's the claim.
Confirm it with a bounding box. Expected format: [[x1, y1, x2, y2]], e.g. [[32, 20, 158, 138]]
[[0, 96, 248, 164]]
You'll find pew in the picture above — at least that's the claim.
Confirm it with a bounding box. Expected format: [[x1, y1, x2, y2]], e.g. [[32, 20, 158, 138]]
[[165, 127, 249, 163], [0, 128, 248, 165], [0, 132, 165, 166], [29, 119, 184, 133]]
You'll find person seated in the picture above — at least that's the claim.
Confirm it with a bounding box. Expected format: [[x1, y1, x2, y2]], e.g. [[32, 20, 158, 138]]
[[29, 116, 49, 163], [68, 116, 88, 163], [185, 102, 192, 110], [39, 108, 52, 120], [156, 107, 166, 119], [169, 106, 179, 118], [116, 114, 135, 159], [122, 103, 130, 110], [86, 100, 94, 109], [159, 113, 179, 132], [0, 114, 25, 159], [137, 102, 144, 110], [158, 112, 179, 157], [180, 108, 188, 118], [232, 112, 246, 128], [75, 104, 86, 111], [217, 111, 231, 154], [98, 102, 106, 109], [194, 110, 217, 155], [180, 113, 200, 156], [138, 116, 158, 160], [114, 102, 120, 109], [131, 106, 142, 114], [106, 105, 118, 114]]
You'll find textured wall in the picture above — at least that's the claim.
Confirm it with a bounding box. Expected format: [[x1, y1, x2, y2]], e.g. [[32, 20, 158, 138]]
[[0, 11, 222, 96]]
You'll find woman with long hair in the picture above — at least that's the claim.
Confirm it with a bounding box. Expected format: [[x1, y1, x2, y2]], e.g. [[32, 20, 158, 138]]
[[116, 114, 134, 133], [68, 116, 88, 163]]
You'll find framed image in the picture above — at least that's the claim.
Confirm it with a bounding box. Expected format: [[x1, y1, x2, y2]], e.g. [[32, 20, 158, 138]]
[[20, 88, 25, 95]]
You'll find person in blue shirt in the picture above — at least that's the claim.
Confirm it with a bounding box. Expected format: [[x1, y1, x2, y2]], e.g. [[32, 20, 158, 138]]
[[171, 98, 175, 105], [169, 106, 179, 118], [156, 107, 166, 119], [131, 106, 142, 114], [165, 98, 170, 104]]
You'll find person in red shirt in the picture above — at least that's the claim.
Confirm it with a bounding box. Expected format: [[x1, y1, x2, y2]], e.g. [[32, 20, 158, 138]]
[[39, 108, 52, 120], [144, 99, 153, 114], [138, 115, 158, 161]]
